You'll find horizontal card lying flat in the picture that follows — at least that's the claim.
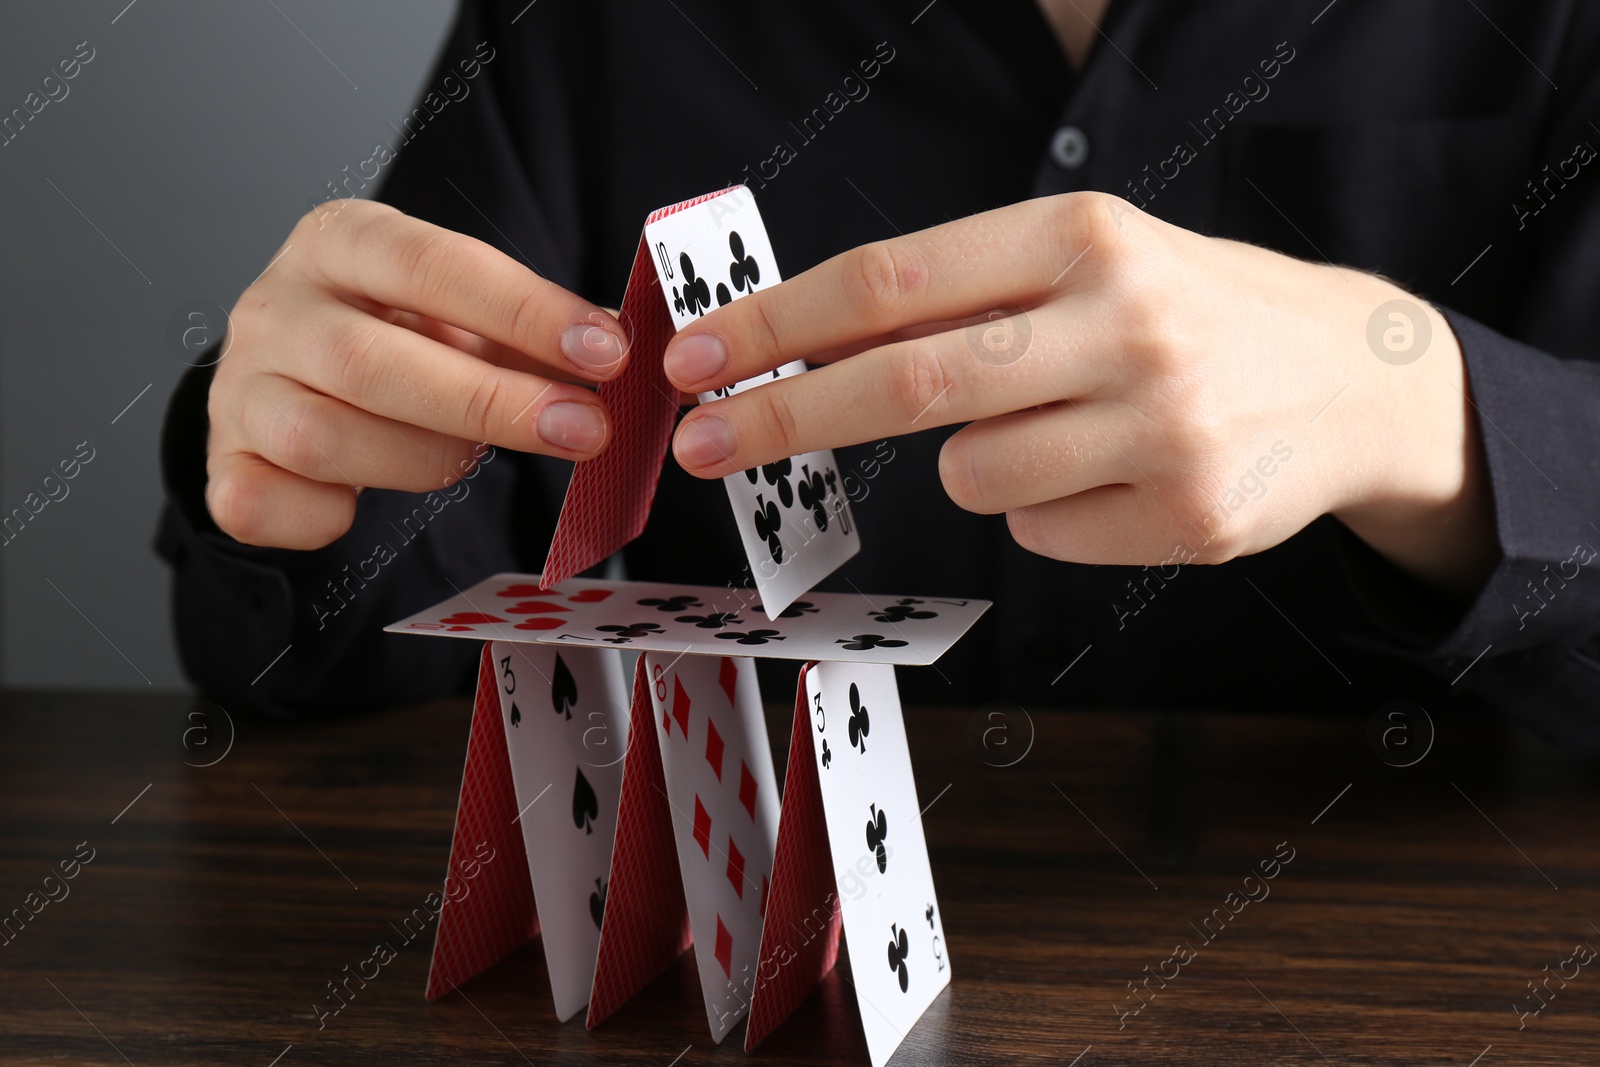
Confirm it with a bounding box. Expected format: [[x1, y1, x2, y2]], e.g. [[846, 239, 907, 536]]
[[386, 573, 990, 667]]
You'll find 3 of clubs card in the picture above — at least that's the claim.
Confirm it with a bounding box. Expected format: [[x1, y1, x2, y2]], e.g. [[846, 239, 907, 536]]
[[489, 641, 631, 1021], [644, 186, 860, 619], [806, 661, 950, 1067]]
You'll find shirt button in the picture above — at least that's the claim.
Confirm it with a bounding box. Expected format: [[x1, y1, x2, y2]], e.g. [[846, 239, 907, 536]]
[[1051, 125, 1089, 170]]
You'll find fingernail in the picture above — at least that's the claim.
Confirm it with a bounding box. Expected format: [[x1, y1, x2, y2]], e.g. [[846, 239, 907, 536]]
[[537, 401, 606, 453], [675, 415, 736, 469], [561, 322, 626, 372], [664, 333, 728, 387]]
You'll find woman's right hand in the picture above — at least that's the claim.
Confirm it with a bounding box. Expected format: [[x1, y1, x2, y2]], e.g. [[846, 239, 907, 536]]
[[204, 200, 628, 549]]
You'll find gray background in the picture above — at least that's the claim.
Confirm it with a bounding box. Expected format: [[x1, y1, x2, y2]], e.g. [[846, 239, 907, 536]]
[[0, 0, 457, 690]]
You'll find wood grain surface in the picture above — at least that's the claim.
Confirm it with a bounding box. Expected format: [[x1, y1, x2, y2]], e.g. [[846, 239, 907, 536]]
[[1, 688, 1597, 1065]]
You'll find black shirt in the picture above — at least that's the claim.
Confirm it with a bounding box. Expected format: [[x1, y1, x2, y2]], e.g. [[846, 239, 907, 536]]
[[158, 0, 1600, 746]]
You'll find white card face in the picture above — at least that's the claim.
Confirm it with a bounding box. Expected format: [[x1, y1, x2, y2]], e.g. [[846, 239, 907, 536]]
[[645, 185, 777, 333], [383, 573, 629, 643], [389, 574, 991, 666], [645, 653, 781, 1042], [714, 429, 862, 622], [539, 582, 989, 667], [805, 661, 949, 1067], [490, 642, 631, 1022], [644, 186, 861, 618]]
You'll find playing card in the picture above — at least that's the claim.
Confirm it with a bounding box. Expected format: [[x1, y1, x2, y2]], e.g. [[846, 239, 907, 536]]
[[425, 645, 538, 1002], [644, 185, 777, 333], [391, 574, 989, 666], [716, 437, 862, 623], [586, 654, 693, 1029], [643, 185, 860, 618], [645, 652, 781, 1042], [805, 661, 949, 1067], [384, 572, 628, 643], [540, 203, 692, 588], [745, 662, 843, 1052], [538, 581, 990, 667], [490, 642, 630, 1021]]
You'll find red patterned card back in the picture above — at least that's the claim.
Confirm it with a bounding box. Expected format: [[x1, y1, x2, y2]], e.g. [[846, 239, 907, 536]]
[[425, 644, 538, 1000], [540, 188, 743, 588], [586, 653, 694, 1027], [540, 234, 678, 588], [745, 662, 843, 1050]]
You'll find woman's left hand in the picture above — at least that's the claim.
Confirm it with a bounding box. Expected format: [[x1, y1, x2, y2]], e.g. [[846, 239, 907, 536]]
[[662, 193, 1497, 593]]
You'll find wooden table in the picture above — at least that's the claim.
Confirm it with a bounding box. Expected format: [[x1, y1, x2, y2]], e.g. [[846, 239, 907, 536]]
[[2, 689, 1597, 1065]]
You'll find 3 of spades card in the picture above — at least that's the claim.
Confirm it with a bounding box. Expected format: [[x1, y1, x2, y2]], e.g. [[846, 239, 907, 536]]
[[490, 641, 631, 1022]]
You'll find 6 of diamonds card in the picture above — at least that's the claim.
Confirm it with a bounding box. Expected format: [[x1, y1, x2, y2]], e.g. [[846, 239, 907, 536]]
[[644, 652, 781, 1042]]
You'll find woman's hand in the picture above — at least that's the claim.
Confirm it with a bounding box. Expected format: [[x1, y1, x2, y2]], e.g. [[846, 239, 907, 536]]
[[662, 193, 1497, 593], [205, 199, 629, 549]]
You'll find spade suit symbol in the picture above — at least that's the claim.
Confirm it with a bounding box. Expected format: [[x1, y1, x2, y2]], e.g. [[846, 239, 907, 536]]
[[551, 653, 578, 720], [572, 768, 599, 834]]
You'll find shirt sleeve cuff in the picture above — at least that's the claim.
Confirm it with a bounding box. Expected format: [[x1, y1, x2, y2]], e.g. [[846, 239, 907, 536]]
[[1336, 305, 1600, 667]]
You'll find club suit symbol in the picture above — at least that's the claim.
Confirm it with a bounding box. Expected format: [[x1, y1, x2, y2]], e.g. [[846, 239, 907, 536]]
[[675, 611, 743, 629], [716, 231, 761, 305], [847, 683, 870, 754], [752, 458, 794, 508], [865, 803, 889, 873], [755, 599, 818, 619], [753, 494, 784, 564], [637, 594, 702, 613], [595, 622, 666, 644], [869, 598, 938, 624], [797, 463, 830, 532], [713, 629, 785, 646], [887, 923, 910, 992], [727, 231, 760, 291], [835, 634, 908, 651], [674, 252, 712, 316]]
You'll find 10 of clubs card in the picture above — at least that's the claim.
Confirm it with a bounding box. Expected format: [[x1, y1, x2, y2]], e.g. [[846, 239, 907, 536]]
[[643, 186, 860, 618]]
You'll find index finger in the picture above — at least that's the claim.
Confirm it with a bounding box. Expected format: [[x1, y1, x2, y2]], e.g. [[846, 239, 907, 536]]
[[661, 195, 1100, 393], [303, 203, 630, 381]]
